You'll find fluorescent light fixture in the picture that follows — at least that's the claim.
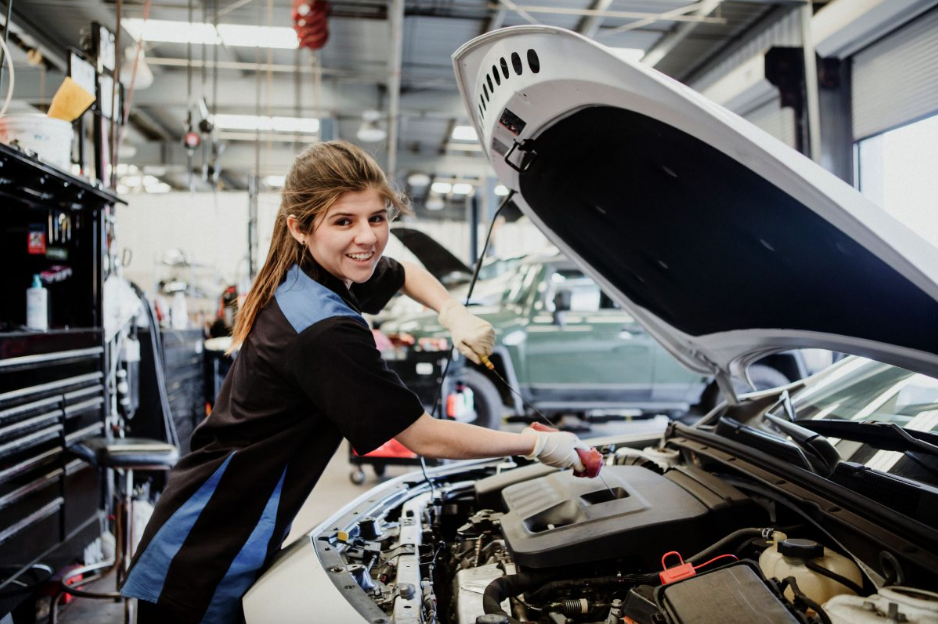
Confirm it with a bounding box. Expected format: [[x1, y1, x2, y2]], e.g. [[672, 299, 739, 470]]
[[494, 184, 509, 196], [122, 18, 298, 49], [452, 183, 473, 195], [215, 114, 319, 133], [451, 125, 477, 141], [425, 194, 445, 211], [123, 18, 221, 45], [216, 24, 298, 49], [407, 172, 431, 188], [610, 47, 645, 63], [430, 182, 452, 194], [264, 175, 287, 187]]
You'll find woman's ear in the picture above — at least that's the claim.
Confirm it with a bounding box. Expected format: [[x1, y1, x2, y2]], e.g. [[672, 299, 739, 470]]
[[286, 215, 306, 245]]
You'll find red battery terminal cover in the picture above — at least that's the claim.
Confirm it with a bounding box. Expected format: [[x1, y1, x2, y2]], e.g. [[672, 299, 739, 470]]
[[659, 551, 741, 585], [659, 551, 696, 585]]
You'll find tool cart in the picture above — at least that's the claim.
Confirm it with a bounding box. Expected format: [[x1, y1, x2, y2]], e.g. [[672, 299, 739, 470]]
[[0, 142, 122, 618]]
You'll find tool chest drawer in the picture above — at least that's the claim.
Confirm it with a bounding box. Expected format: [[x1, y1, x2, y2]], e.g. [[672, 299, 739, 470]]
[[0, 331, 106, 582]]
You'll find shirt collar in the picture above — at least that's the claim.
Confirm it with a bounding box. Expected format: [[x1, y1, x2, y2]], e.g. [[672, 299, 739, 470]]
[[298, 257, 364, 314]]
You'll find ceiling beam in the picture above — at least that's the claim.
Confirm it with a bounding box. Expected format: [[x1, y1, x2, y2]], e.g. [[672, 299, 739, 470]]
[[577, 0, 615, 38], [641, 0, 725, 68]]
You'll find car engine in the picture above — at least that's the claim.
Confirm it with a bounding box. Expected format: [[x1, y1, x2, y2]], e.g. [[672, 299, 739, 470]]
[[317, 440, 938, 624]]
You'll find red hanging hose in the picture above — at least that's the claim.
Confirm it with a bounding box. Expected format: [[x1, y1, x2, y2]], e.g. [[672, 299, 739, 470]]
[[292, 0, 329, 50]]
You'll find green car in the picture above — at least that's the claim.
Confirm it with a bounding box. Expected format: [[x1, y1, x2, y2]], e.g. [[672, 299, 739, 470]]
[[379, 252, 814, 429]]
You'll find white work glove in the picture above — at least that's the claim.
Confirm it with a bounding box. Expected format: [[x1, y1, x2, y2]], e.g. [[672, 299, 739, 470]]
[[522, 426, 590, 473], [438, 299, 495, 365]]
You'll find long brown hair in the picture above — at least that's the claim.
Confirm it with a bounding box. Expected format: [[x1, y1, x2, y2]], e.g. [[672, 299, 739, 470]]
[[229, 141, 411, 352]]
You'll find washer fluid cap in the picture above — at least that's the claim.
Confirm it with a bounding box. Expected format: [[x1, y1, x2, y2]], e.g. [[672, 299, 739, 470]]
[[778, 538, 824, 560]]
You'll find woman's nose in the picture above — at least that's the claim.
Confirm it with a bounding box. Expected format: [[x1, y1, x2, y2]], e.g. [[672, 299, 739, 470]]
[[354, 221, 377, 245]]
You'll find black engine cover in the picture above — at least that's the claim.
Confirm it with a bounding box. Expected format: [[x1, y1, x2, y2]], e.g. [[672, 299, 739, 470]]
[[499, 465, 750, 569]]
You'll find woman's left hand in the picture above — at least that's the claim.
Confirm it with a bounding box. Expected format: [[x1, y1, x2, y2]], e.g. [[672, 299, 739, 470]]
[[437, 300, 495, 365]]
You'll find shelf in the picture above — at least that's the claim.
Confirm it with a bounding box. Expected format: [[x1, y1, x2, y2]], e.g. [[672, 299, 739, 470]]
[[0, 142, 124, 211]]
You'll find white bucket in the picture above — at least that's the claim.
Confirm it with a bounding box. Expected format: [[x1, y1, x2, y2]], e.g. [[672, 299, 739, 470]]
[[0, 114, 74, 170]]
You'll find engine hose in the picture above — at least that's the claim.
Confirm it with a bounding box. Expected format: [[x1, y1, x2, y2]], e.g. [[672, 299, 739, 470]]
[[483, 570, 557, 623], [687, 527, 770, 565]]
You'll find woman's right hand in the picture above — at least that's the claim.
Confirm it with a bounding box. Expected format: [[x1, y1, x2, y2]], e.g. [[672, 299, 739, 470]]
[[522, 423, 603, 477]]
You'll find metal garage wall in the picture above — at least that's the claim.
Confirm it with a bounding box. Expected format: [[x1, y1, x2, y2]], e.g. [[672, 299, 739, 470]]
[[742, 99, 797, 148], [852, 7, 938, 140], [690, 8, 801, 149]]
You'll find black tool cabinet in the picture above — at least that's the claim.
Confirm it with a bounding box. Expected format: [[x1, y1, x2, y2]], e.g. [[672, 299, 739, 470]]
[[0, 143, 120, 616]]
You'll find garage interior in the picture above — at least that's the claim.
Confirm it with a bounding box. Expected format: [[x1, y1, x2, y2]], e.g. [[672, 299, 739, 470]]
[[1, 0, 937, 623]]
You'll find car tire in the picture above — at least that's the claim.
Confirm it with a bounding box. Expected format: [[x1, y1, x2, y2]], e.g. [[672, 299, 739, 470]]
[[737, 364, 790, 393], [460, 368, 504, 430]]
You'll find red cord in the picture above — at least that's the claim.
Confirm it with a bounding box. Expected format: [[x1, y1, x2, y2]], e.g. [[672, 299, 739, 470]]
[[693, 554, 739, 570]]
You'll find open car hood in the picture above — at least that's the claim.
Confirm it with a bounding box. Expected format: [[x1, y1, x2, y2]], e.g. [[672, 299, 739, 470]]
[[391, 227, 473, 286], [453, 26, 938, 396]]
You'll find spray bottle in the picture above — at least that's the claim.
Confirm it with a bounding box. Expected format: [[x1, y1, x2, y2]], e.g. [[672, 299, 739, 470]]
[[26, 274, 48, 330]]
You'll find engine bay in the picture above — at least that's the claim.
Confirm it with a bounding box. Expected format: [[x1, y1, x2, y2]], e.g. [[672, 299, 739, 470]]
[[311, 430, 938, 624]]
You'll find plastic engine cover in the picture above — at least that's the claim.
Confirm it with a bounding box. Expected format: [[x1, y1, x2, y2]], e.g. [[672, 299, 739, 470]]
[[499, 466, 731, 569]]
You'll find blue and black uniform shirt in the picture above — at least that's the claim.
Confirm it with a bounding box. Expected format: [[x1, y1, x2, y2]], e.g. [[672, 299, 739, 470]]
[[121, 257, 425, 624]]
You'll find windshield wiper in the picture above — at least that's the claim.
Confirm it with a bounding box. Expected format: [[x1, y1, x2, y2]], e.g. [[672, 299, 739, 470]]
[[795, 420, 938, 458]]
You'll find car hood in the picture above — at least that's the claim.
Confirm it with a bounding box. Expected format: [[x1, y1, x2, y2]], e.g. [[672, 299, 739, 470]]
[[453, 26, 938, 397], [391, 227, 472, 286]]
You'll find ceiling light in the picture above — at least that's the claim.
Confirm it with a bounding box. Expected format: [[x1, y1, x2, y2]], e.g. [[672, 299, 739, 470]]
[[407, 172, 431, 188], [122, 19, 298, 49], [216, 24, 299, 49], [264, 175, 287, 187], [430, 182, 452, 194], [215, 114, 319, 133], [494, 184, 509, 196], [610, 47, 645, 63], [122, 18, 221, 46], [451, 125, 477, 141], [356, 111, 386, 143], [425, 194, 445, 211], [452, 183, 473, 195]]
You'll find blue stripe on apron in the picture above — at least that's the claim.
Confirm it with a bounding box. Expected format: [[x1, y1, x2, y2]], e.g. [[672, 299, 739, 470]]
[[121, 452, 235, 603]]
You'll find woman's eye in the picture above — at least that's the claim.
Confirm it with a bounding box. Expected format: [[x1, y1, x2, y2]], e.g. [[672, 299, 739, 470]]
[[370, 215, 386, 223], [335, 219, 351, 226]]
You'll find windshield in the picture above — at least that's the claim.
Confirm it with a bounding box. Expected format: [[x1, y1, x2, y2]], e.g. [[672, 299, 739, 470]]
[[793, 358, 938, 431], [785, 357, 938, 484]]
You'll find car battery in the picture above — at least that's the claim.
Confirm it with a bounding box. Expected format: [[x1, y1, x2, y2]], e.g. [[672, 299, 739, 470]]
[[655, 561, 804, 624]]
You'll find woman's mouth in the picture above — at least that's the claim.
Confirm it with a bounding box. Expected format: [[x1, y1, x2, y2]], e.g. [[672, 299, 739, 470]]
[[346, 251, 375, 263]]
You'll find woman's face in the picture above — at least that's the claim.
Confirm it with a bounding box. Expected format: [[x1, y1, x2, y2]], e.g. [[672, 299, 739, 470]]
[[301, 188, 390, 287]]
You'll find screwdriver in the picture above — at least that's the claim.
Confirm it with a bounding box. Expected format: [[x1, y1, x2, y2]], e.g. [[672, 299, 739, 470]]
[[478, 354, 616, 497]]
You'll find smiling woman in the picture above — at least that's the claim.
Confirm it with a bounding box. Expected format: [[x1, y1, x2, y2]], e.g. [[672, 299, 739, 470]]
[[118, 141, 590, 624]]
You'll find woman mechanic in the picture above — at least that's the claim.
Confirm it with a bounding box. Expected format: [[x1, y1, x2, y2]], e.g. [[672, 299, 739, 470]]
[[121, 141, 597, 624]]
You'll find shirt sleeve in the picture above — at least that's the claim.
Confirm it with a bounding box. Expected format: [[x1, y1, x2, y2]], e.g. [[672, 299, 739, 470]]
[[283, 316, 425, 455], [351, 256, 406, 314]]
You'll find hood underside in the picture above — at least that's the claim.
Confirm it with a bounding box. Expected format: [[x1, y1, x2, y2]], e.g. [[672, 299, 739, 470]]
[[453, 26, 938, 384]]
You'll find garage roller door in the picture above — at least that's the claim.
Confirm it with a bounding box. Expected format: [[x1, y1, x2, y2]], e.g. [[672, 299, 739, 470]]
[[743, 97, 797, 149], [852, 7, 938, 140]]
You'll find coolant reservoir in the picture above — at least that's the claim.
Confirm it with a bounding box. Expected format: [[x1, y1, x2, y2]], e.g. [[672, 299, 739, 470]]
[[824, 587, 938, 624], [759, 535, 862, 605]]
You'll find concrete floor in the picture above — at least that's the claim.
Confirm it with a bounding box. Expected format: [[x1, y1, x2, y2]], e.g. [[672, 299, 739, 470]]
[[52, 416, 669, 623]]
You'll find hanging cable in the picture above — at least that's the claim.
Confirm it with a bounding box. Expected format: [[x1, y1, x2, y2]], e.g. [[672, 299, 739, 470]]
[[418, 190, 516, 491], [0, 20, 14, 118], [0, 0, 13, 90], [117, 0, 150, 152]]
